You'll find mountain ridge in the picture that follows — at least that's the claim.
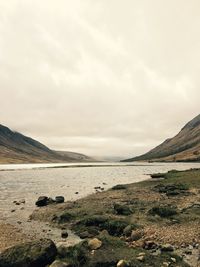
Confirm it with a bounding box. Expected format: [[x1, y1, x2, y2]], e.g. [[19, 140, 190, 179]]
[[123, 114, 200, 162], [0, 124, 93, 164]]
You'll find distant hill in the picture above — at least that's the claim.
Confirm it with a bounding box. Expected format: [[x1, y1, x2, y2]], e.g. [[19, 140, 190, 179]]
[[0, 124, 93, 164], [123, 114, 200, 162]]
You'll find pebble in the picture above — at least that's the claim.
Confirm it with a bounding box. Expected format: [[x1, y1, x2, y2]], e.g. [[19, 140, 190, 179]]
[[61, 231, 69, 239], [162, 262, 169, 267], [137, 256, 145, 262], [117, 260, 129, 267], [171, 257, 176, 263]]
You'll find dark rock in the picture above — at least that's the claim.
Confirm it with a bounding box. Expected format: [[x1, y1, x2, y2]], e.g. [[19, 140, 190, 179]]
[[78, 228, 99, 239], [35, 196, 49, 207], [143, 240, 158, 250], [94, 186, 104, 191], [61, 231, 69, 239], [55, 196, 65, 204], [0, 239, 57, 267], [153, 183, 189, 196], [151, 173, 166, 179], [102, 220, 129, 236], [79, 231, 93, 239], [112, 184, 127, 190], [161, 244, 174, 252]]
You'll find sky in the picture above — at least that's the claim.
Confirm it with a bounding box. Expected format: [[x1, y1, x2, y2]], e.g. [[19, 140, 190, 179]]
[[0, 0, 199, 160]]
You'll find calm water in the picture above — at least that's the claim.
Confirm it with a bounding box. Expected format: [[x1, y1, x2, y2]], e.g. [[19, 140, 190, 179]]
[[0, 162, 200, 220], [0, 162, 200, 246]]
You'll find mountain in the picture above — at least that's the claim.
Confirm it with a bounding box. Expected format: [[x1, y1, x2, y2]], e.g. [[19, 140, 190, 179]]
[[123, 114, 200, 162], [0, 124, 93, 164]]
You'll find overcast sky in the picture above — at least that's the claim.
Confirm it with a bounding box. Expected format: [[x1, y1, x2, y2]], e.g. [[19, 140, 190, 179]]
[[0, 0, 199, 159]]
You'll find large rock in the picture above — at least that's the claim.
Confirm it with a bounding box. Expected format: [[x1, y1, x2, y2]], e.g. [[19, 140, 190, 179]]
[[35, 196, 49, 207], [0, 239, 57, 267], [88, 238, 102, 250]]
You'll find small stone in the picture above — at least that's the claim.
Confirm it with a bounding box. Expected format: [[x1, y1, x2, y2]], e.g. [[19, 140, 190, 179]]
[[75, 192, 79, 194], [55, 196, 65, 204], [117, 259, 129, 267], [138, 252, 145, 256], [162, 262, 169, 267], [79, 231, 93, 239], [61, 231, 68, 239], [161, 244, 174, 252], [137, 256, 145, 262], [123, 225, 134, 237], [88, 238, 102, 250], [130, 230, 143, 241], [143, 240, 158, 250], [11, 209, 16, 213], [184, 249, 192, 255], [188, 245, 193, 250], [171, 258, 176, 263]]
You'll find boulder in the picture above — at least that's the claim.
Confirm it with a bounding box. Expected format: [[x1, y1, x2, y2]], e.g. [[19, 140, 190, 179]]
[[88, 238, 102, 250], [0, 239, 57, 267], [35, 196, 49, 207], [55, 196, 65, 204]]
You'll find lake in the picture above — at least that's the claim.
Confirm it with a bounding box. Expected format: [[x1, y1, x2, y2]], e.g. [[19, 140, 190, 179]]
[[0, 162, 200, 245]]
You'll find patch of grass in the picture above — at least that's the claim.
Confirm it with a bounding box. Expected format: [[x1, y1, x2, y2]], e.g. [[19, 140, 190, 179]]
[[148, 205, 178, 218], [114, 203, 133, 216], [57, 241, 89, 267], [52, 211, 74, 224]]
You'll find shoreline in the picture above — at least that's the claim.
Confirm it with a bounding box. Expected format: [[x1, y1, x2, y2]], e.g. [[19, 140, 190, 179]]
[[29, 168, 200, 266], [1, 168, 200, 266]]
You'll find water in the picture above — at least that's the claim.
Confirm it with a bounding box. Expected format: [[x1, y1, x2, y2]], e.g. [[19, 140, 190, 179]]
[[0, 162, 199, 245]]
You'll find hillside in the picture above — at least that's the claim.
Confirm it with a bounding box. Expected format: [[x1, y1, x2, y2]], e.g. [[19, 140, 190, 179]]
[[0, 124, 93, 164], [123, 114, 200, 162]]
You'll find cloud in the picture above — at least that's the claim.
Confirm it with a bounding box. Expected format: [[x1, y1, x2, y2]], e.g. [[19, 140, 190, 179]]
[[0, 0, 199, 159]]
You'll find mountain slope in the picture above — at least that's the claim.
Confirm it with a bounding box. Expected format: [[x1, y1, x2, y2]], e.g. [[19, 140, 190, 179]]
[[0, 124, 93, 164], [123, 114, 200, 162]]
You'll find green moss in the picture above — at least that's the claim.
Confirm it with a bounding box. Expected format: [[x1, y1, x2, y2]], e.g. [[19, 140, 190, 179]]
[[148, 205, 178, 218]]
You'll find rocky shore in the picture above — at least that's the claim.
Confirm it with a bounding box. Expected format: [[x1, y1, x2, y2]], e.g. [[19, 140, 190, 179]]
[[1, 168, 200, 266]]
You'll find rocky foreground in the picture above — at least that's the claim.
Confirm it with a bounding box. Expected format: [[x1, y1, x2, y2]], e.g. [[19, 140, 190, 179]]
[[1, 169, 200, 267]]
